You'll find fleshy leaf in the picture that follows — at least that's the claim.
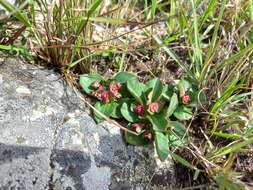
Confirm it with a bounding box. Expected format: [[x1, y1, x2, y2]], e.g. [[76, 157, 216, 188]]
[[168, 134, 186, 147], [162, 84, 174, 101], [178, 79, 191, 96], [148, 113, 168, 131], [93, 101, 114, 123], [168, 121, 187, 137], [80, 74, 103, 94], [125, 124, 150, 145], [173, 106, 193, 120], [167, 93, 178, 117], [120, 102, 139, 122], [146, 78, 163, 102], [155, 131, 169, 161], [110, 101, 123, 119], [113, 72, 137, 83], [127, 79, 146, 104], [168, 121, 187, 147]]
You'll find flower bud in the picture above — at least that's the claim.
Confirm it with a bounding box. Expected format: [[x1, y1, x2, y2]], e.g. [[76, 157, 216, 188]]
[[132, 123, 144, 133], [148, 102, 159, 113], [134, 105, 145, 116], [101, 91, 110, 103], [182, 95, 190, 104], [144, 132, 152, 141]]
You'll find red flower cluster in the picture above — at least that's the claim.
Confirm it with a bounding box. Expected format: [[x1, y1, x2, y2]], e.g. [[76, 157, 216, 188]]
[[134, 105, 145, 116], [91, 81, 122, 103], [148, 102, 159, 113], [182, 95, 190, 104], [109, 83, 122, 98]]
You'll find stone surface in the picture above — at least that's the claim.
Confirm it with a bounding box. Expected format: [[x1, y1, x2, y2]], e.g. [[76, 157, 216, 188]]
[[0, 54, 176, 190]]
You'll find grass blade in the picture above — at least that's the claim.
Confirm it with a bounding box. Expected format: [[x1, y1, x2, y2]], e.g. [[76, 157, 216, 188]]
[[76, 0, 102, 36], [209, 138, 253, 160], [249, 0, 253, 21], [199, 0, 217, 28], [190, 0, 202, 78], [0, 0, 30, 27], [170, 151, 199, 171]]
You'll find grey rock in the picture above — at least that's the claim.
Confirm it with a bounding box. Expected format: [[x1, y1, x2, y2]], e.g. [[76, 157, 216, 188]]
[[0, 55, 175, 190], [0, 144, 51, 190]]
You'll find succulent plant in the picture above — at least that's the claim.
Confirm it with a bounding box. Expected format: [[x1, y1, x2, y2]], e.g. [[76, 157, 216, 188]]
[[79, 72, 205, 160]]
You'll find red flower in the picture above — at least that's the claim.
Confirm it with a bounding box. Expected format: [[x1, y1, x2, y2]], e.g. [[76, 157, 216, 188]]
[[132, 123, 144, 133], [148, 102, 159, 113], [101, 91, 110, 103], [182, 95, 190, 104], [109, 82, 122, 98], [134, 105, 145, 116], [144, 132, 152, 141]]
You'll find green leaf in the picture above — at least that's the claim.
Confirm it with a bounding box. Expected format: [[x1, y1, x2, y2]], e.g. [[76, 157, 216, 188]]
[[168, 121, 187, 137], [155, 131, 169, 161], [93, 101, 114, 123], [127, 79, 146, 104], [148, 113, 168, 131], [146, 78, 163, 102], [110, 101, 123, 119], [179, 79, 191, 92], [118, 85, 132, 99], [125, 124, 150, 146], [167, 93, 178, 117], [113, 72, 137, 83], [168, 121, 187, 147], [170, 152, 198, 170], [79, 74, 103, 94], [162, 84, 174, 101], [168, 134, 186, 147], [173, 106, 193, 120], [120, 102, 139, 122]]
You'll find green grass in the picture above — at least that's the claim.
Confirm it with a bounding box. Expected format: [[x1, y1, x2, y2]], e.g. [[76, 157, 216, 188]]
[[146, 0, 253, 189], [0, 0, 253, 189]]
